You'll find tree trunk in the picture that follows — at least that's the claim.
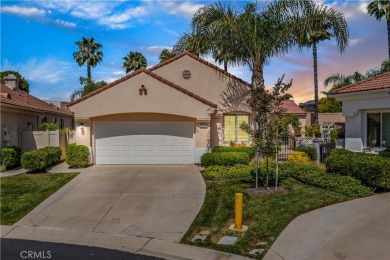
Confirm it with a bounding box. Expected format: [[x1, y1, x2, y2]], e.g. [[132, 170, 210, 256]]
[[87, 64, 91, 79], [224, 61, 228, 72], [313, 42, 319, 125], [387, 19, 390, 59], [251, 64, 265, 89]]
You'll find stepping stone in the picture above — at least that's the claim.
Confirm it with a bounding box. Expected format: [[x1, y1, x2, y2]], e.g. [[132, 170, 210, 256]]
[[200, 230, 210, 236], [191, 235, 207, 242], [256, 241, 268, 246], [217, 236, 238, 245], [249, 249, 265, 255]]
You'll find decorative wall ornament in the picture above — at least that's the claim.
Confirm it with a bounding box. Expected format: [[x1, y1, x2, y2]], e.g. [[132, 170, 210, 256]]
[[139, 85, 147, 95]]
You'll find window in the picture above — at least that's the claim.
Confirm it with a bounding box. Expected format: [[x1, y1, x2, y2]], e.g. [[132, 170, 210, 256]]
[[367, 112, 390, 147], [54, 117, 57, 123], [41, 116, 47, 123], [60, 119, 65, 129], [223, 114, 250, 143]]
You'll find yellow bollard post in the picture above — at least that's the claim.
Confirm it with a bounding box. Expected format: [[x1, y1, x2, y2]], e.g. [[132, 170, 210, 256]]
[[234, 193, 243, 230]]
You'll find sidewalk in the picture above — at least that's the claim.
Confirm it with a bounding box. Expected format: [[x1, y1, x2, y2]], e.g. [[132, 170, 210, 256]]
[[0, 167, 28, 178], [264, 193, 390, 260], [1, 225, 250, 260]]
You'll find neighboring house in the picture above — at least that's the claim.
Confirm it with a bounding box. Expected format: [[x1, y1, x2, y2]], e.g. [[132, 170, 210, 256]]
[[333, 72, 390, 152], [68, 51, 305, 165], [1, 74, 74, 148], [280, 100, 308, 133], [299, 100, 316, 112]]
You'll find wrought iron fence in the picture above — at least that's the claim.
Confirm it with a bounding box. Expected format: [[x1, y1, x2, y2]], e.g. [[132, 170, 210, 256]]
[[278, 135, 296, 161]]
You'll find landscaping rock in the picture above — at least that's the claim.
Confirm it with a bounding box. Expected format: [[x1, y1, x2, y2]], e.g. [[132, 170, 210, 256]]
[[200, 230, 210, 236], [217, 236, 238, 245], [191, 235, 206, 242], [249, 249, 265, 255], [256, 241, 268, 246]]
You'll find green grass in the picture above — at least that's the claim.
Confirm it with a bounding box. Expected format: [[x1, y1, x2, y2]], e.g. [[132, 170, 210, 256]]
[[181, 178, 357, 259], [1, 173, 79, 225]]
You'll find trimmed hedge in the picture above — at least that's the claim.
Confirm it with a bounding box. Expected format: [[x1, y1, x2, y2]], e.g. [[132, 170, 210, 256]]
[[66, 144, 89, 168], [325, 149, 390, 188], [379, 148, 390, 158], [281, 163, 372, 197], [211, 146, 256, 158], [200, 152, 251, 167], [203, 165, 254, 181], [0, 146, 21, 170], [288, 151, 310, 165], [21, 146, 61, 172], [295, 146, 317, 161]]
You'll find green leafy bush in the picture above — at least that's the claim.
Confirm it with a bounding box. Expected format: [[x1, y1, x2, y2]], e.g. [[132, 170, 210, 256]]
[[211, 146, 255, 158], [66, 144, 89, 168], [379, 148, 390, 158], [38, 123, 60, 131], [0, 146, 21, 170], [281, 163, 371, 197], [21, 146, 61, 172], [203, 165, 254, 181], [325, 149, 390, 188], [295, 146, 317, 161], [201, 152, 251, 167]]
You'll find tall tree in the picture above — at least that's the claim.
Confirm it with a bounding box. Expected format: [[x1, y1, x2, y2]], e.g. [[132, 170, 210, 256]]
[[295, 2, 349, 124], [172, 32, 210, 57], [368, 0, 390, 58], [0, 71, 29, 93], [71, 77, 107, 101], [159, 49, 175, 63], [73, 37, 103, 79], [122, 51, 147, 74]]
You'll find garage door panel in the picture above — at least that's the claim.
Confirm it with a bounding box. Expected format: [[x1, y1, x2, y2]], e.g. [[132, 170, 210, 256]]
[[95, 122, 194, 164]]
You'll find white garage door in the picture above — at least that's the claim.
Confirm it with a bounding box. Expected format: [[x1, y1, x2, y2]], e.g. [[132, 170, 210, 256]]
[[94, 122, 194, 164]]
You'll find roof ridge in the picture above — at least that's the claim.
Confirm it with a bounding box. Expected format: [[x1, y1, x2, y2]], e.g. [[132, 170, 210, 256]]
[[333, 71, 390, 94]]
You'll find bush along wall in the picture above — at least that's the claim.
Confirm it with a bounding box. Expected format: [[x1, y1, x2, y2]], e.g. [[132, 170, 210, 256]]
[[295, 146, 317, 161], [200, 152, 251, 167], [0, 146, 21, 170], [325, 149, 390, 189], [203, 165, 254, 182], [66, 144, 89, 168], [21, 146, 61, 172], [210, 146, 256, 158]]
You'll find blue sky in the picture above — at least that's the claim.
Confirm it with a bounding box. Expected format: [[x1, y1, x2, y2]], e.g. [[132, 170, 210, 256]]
[[1, 0, 387, 103]]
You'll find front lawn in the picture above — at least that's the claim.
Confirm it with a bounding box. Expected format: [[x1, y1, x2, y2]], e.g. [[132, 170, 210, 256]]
[[181, 178, 354, 258], [0, 173, 79, 225]]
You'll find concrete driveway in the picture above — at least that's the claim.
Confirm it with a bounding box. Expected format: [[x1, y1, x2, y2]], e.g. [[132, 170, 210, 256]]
[[264, 193, 390, 260], [15, 165, 205, 243]]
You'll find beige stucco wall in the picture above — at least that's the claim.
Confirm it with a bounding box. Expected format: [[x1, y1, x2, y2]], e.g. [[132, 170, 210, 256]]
[[1, 106, 73, 148], [70, 72, 215, 120]]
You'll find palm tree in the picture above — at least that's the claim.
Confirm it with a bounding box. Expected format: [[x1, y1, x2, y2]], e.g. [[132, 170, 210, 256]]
[[295, 3, 349, 124], [159, 49, 175, 63], [323, 71, 364, 94], [122, 52, 147, 74], [368, 0, 390, 58], [172, 32, 210, 57], [73, 37, 103, 79]]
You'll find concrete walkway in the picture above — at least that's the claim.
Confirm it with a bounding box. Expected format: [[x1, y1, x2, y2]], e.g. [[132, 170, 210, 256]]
[[1, 165, 252, 260], [264, 193, 390, 260], [46, 162, 87, 173], [0, 167, 28, 178]]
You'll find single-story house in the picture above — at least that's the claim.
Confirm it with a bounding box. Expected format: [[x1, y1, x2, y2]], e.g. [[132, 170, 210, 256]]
[[333, 71, 390, 152], [68, 51, 306, 164], [1, 74, 74, 148]]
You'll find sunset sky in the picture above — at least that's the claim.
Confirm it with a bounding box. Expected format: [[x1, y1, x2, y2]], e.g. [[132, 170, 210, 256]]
[[1, 0, 387, 103]]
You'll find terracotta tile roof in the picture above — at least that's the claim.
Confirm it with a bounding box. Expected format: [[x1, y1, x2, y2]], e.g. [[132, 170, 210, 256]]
[[333, 72, 390, 94], [280, 100, 307, 115], [1, 84, 73, 117], [149, 51, 252, 88], [67, 68, 217, 108]]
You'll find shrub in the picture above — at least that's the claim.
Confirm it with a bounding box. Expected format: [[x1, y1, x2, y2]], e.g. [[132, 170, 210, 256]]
[[211, 146, 256, 158], [21, 146, 61, 172], [38, 122, 60, 131], [66, 144, 89, 168], [0, 146, 21, 170], [281, 163, 371, 197], [295, 146, 317, 161], [379, 148, 390, 158], [288, 151, 310, 165], [203, 165, 254, 182], [325, 149, 390, 189], [201, 152, 251, 167]]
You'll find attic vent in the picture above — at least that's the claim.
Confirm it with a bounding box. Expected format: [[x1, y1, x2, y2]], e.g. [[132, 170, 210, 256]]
[[182, 70, 191, 80]]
